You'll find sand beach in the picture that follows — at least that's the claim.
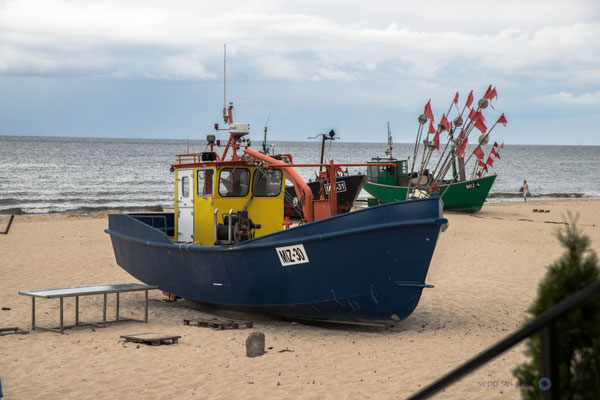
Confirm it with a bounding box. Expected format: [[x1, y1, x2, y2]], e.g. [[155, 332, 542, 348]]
[[1, 199, 599, 399]]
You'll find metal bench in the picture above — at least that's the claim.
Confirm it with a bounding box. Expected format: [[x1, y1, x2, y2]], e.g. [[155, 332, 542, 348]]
[[19, 283, 159, 334]]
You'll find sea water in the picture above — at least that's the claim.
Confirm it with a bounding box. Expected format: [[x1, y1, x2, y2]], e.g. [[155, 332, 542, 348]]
[[1, 135, 599, 214]]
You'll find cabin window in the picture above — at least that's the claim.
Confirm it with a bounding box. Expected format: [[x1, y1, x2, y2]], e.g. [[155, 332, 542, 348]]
[[367, 165, 376, 177], [253, 169, 282, 197], [218, 168, 250, 197], [397, 161, 408, 176], [197, 169, 214, 197], [378, 165, 395, 177], [181, 176, 190, 197]]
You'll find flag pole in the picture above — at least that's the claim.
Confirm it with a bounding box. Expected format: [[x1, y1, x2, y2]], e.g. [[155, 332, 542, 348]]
[[470, 110, 507, 179], [455, 121, 496, 181], [436, 97, 489, 183], [432, 99, 473, 183], [407, 116, 427, 199], [461, 118, 503, 180], [478, 147, 495, 178], [415, 94, 459, 193], [435, 88, 490, 182], [470, 148, 481, 179], [430, 101, 468, 183], [435, 119, 473, 183]]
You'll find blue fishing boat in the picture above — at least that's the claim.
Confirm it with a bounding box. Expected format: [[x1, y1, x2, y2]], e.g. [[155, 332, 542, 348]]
[[105, 104, 448, 322]]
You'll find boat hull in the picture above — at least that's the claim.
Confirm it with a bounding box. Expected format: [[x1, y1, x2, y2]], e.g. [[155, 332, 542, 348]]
[[106, 197, 447, 321], [364, 175, 496, 213]]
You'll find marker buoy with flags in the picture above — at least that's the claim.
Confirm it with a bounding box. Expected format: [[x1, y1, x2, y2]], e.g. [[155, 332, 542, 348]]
[[363, 86, 508, 212]]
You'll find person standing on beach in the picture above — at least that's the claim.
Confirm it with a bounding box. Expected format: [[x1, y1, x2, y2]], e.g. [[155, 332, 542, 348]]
[[521, 180, 530, 202]]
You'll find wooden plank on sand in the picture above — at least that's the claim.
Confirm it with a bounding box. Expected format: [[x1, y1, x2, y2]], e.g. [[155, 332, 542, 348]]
[[120, 333, 180, 346], [183, 317, 253, 330]]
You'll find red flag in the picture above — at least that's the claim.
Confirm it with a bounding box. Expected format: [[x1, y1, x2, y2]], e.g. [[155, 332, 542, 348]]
[[479, 111, 486, 123], [490, 87, 498, 100], [456, 137, 468, 158], [486, 156, 494, 167], [433, 131, 440, 151], [428, 121, 436, 134], [497, 113, 508, 126], [493, 141, 499, 147], [483, 85, 493, 99], [484, 86, 497, 109], [424, 100, 434, 122], [478, 159, 488, 172], [500, 142, 505, 149], [477, 170, 483, 178], [473, 144, 484, 160], [491, 148, 500, 159], [453, 91, 459, 110], [465, 90, 474, 109], [474, 117, 487, 134], [468, 109, 485, 123], [468, 108, 479, 122], [441, 114, 451, 132]]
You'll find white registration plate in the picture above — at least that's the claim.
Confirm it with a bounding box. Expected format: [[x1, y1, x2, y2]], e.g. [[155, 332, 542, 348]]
[[324, 181, 347, 194], [276, 244, 310, 267]]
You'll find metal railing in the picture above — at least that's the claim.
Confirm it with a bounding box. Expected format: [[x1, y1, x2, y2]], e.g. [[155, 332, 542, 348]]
[[407, 280, 600, 400]]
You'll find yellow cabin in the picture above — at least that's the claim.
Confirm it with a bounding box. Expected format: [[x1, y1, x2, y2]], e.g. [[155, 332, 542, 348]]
[[173, 161, 286, 246]]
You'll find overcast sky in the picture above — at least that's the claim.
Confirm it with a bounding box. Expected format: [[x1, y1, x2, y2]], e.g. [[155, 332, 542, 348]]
[[1, 0, 599, 144]]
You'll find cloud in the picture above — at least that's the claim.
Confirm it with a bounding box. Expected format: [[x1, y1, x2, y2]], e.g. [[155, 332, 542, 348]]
[[539, 91, 600, 105], [1, 0, 599, 86]]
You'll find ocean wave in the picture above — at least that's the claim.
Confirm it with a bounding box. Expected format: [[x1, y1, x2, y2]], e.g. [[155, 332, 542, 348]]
[[0, 197, 171, 206], [0, 204, 166, 215]]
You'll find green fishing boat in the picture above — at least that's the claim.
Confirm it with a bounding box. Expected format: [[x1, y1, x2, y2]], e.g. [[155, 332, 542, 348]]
[[363, 157, 496, 212], [363, 84, 508, 214]]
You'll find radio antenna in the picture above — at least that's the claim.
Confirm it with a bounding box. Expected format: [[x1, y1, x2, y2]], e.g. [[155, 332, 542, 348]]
[[385, 122, 393, 158], [223, 44, 227, 123], [263, 112, 271, 154]]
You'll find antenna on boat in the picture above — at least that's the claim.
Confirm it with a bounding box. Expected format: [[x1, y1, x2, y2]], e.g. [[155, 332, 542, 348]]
[[263, 112, 271, 154], [223, 44, 228, 123], [384, 122, 393, 159], [308, 129, 338, 172]]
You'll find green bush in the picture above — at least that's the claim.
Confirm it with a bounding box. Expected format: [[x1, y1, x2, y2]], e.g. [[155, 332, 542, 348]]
[[513, 216, 600, 399]]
